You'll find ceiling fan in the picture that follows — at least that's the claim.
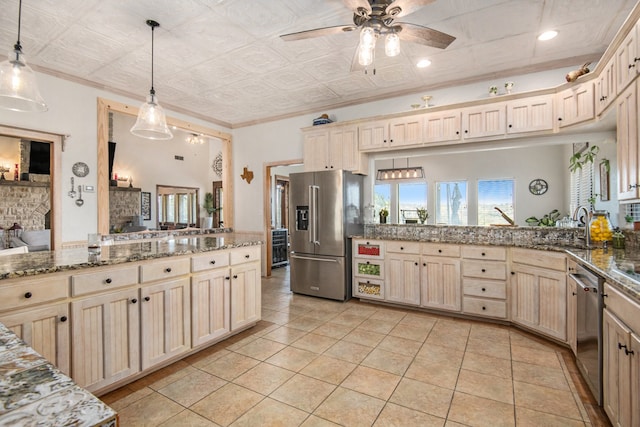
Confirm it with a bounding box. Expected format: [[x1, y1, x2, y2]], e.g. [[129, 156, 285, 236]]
[[280, 0, 455, 71]]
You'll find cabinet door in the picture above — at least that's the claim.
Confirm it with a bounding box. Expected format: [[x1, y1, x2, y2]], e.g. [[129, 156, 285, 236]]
[[631, 332, 640, 427], [616, 25, 638, 94], [140, 277, 191, 370], [385, 254, 420, 305], [330, 125, 359, 171], [0, 303, 70, 375], [557, 82, 595, 127], [358, 120, 388, 151], [603, 309, 632, 427], [388, 115, 423, 148], [231, 262, 261, 331], [72, 288, 140, 392], [596, 56, 617, 115], [192, 269, 230, 347], [461, 104, 506, 139], [566, 276, 578, 356], [424, 110, 461, 143], [511, 264, 567, 340], [303, 129, 330, 172], [420, 256, 461, 312], [506, 95, 554, 134], [617, 83, 640, 200]]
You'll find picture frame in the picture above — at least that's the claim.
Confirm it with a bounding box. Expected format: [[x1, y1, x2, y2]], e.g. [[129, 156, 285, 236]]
[[141, 192, 151, 220], [600, 162, 610, 201], [573, 142, 589, 155]]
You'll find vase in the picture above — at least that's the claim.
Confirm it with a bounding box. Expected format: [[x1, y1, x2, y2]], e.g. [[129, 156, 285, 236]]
[[379, 214, 387, 224], [203, 217, 214, 229]]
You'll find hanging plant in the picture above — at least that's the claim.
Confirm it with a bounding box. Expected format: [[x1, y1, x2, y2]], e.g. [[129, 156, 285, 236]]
[[569, 145, 599, 172]]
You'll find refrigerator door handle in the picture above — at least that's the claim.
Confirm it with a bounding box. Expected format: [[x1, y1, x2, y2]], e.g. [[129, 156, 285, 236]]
[[291, 254, 339, 263], [311, 185, 320, 245], [308, 185, 314, 244]]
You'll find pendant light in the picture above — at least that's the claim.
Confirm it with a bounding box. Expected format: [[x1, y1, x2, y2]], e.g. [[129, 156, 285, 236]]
[[0, 0, 47, 112], [130, 19, 173, 140]]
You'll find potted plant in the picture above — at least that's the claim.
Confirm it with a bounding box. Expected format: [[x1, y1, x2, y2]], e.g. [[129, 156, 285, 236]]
[[379, 208, 389, 224], [416, 207, 429, 224], [202, 192, 215, 229]]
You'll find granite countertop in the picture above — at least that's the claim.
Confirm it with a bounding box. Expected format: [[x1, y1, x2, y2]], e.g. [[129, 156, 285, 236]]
[[0, 323, 116, 426], [0, 234, 263, 281]]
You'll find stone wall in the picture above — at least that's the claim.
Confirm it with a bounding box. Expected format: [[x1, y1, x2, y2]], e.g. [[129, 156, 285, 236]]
[[0, 181, 50, 230], [109, 187, 141, 232]]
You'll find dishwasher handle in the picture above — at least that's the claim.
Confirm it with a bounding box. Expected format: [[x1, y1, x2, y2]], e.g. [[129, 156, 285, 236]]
[[569, 273, 598, 293]]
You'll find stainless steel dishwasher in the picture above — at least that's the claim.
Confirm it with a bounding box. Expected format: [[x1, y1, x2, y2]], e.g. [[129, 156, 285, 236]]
[[568, 261, 605, 406]]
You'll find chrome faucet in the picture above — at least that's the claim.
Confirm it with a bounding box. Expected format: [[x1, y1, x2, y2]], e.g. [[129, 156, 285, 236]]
[[572, 205, 592, 248]]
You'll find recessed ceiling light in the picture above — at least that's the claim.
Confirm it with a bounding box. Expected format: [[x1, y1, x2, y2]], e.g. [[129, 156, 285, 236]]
[[538, 30, 558, 41], [417, 59, 432, 68]]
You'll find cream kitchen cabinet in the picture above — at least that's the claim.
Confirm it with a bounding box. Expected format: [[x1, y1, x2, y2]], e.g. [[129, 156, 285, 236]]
[[596, 55, 617, 115], [510, 248, 567, 341], [303, 125, 367, 174], [460, 103, 507, 140], [616, 21, 639, 96], [358, 119, 388, 151], [359, 116, 423, 151], [352, 239, 385, 300], [462, 246, 507, 319], [506, 94, 554, 135], [616, 81, 640, 201], [140, 277, 191, 370], [423, 110, 461, 143], [602, 283, 640, 427], [556, 81, 595, 128], [71, 287, 141, 392], [385, 241, 421, 306], [230, 245, 261, 331], [191, 251, 231, 347], [420, 243, 461, 312], [0, 302, 70, 375]]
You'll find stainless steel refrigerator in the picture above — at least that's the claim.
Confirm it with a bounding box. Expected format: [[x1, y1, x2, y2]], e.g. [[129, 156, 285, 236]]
[[289, 170, 363, 301]]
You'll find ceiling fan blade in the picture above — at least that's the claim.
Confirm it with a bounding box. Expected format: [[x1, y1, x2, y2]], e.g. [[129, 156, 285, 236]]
[[387, 0, 436, 18], [397, 22, 455, 49], [281, 25, 357, 41], [341, 0, 372, 15]]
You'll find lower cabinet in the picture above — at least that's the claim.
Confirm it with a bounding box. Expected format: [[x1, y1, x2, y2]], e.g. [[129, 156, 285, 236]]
[[0, 302, 70, 375], [602, 284, 640, 427], [191, 268, 230, 347], [231, 261, 261, 331], [140, 278, 191, 370], [386, 253, 421, 306], [71, 288, 141, 392], [420, 256, 461, 311]]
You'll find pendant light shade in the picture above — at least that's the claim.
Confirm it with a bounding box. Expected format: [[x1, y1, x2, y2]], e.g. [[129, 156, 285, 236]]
[[0, 0, 47, 113], [385, 33, 400, 57], [131, 20, 172, 140]]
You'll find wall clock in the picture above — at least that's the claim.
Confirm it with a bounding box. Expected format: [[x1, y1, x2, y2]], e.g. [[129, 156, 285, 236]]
[[529, 178, 548, 195], [72, 162, 89, 177], [212, 152, 223, 178]]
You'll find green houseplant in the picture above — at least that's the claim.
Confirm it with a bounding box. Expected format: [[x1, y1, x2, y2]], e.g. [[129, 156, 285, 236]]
[[202, 192, 216, 228], [379, 208, 389, 224]]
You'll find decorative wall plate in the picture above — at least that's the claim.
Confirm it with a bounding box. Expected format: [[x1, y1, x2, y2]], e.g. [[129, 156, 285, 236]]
[[72, 162, 89, 177], [529, 178, 548, 195], [212, 152, 223, 178]]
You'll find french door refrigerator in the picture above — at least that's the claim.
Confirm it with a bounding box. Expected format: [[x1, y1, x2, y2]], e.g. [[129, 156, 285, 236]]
[[289, 170, 363, 301]]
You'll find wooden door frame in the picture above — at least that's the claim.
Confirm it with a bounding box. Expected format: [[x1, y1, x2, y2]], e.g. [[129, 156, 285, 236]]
[[263, 159, 302, 277]]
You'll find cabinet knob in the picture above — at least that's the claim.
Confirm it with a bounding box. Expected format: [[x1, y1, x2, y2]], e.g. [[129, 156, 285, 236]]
[[438, 249, 442, 253], [464, 130, 468, 133], [144, 296, 150, 302], [629, 63, 635, 69], [572, 292, 577, 296], [511, 271, 515, 275], [400, 246, 404, 250], [481, 252, 486, 256], [423, 263, 426, 266], [325, 166, 328, 169], [626, 349, 635, 355], [482, 306, 486, 311], [233, 274, 238, 279], [165, 267, 172, 273], [618, 343, 628, 351], [558, 117, 562, 121], [210, 260, 216, 265], [481, 269, 486, 273], [414, 262, 418, 266], [24, 292, 32, 299], [225, 276, 230, 280], [635, 57, 640, 63], [245, 254, 250, 259], [508, 124, 512, 128], [105, 278, 112, 284], [131, 298, 138, 304], [481, 287, 486, 292], [60, 316, 68, 322], [366, 261, 370, 264], [456, 131, 460, 135]]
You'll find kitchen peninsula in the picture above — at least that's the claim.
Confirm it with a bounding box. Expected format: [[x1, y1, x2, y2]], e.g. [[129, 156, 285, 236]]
[[0, 232, 263, 407]]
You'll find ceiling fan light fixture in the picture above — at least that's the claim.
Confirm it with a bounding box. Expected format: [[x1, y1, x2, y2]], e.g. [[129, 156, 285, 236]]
[[360, 27, 376, 49], [358, 43, 375, 66], [0, 0, 47, 113], [385, 33, 400, 57], [131, 19, 173, 141]]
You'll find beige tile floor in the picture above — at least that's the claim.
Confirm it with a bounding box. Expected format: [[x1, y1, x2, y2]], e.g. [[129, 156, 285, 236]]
[[101, 266, 611, 427]]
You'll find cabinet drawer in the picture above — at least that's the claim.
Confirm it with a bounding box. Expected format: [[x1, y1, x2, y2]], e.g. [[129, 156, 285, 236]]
[[422, 243, 460, 257], [0, 275, 69, 312], [511, 248, 566, 271], [192, 251, 230, 272], [463, 278, 506, 299], [230, 246, 261, 265], [140, 257, 190, 283], [604, 282, 640, 333], [354, 240, 384, 259], [72, 265, 139, 296], [353, 278, 384, 300], [353, 258, 384, 279], [463, 260, 506, 280], [461, 245, 506, 261], [386, 241, 420, 254], [463, 297, 507, 318]]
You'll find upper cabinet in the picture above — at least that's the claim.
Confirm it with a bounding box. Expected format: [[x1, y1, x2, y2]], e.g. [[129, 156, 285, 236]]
[[461, 103, 507, 139], [556, 82, 595, 128], [359, 115, 424, 151], [303, 125, 368, 175], [424, 110, 461, 144], [616, 22, 639, 95], [616, 82, 640, 201], [597, 55, 617, 115], [506, 95, 555, 135]]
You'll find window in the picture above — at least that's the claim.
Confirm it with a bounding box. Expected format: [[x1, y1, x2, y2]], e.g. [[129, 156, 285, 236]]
[[436, 181, 467, 225], [398, 183, 427, 223], [374, 183, 391, 222], [570, 162, 594, 215], [157, 186, 199, 228], [478, 179, 514, 226]]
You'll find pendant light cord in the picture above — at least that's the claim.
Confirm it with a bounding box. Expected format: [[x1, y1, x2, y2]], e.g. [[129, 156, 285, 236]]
[[13, 0, 23, 58], [150, 22, 155, 95]]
